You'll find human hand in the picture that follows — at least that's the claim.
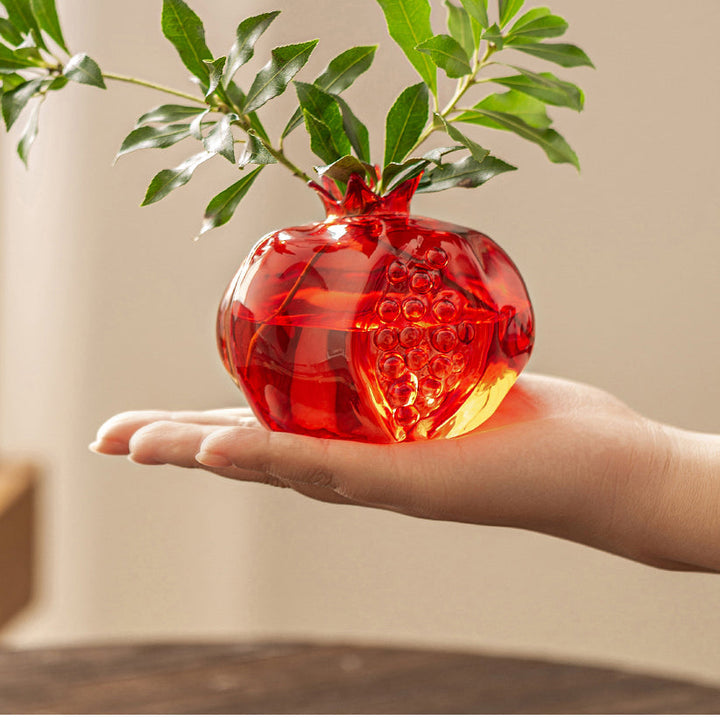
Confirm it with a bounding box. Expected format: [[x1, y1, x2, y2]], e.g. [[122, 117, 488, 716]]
[[90, 374, 720, 573]]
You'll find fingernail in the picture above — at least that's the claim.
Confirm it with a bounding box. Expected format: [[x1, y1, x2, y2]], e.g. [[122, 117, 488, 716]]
[[89, 438, 127, 455], [196, 451, 232, 468], [127, 454, 163, 466]]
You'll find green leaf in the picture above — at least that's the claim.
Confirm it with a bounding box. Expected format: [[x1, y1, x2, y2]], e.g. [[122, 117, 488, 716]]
[[16, 96, 39, 165], [243, 40, 318, 114], [189, 107, 210, 139], [436, 114, 489, 162], [203, 113, 236, 163], [136, 104, 204, 126], [375, 0, 436, 96], [116, 123, 193, 159], [457, 89, 551, 129], [0, 18, 23, 46], [382, 158, 429, 193], [423, 145, 464, 164], [418, 154, 516, 192], [225, 81, 270, 143], [29, 0, 67, 52], [506, 7, 567, 42], [224, 11, 280, 86], [459, 0, 489, 29], [384, 82, 429, 167], [335, 96, 371, 163], [161, 0, 213, 86], [315, 155, 371, 185], [498, 0, 524, 28], [238, 131, 277, 167], [64, 53, 106, 88], [295, 80, 351, 165], [511, 42, 595, 68], [458, 107, 580, 168], [1, 77, 42, 129], [16, 32, 36, 49], [46, 75, 67, 90], [203, 56, 226, 98], [494, 68, 584, 110], [294, 81, 342, 129], [2, 0, 46, 49], [13, 38, 43, 63], [315, 45, 378, 96], [279, 113, 304, 143], [1, 72, 25, 95], [282, 45, 377, 138], [247, 113, 269, 144], [141, 150, 213, 206], [481, 23, 505, 49], [416, 34, 472, 79], [445, 1, 475, 58], [0, 41, 43, 71], [301, 111, 344, 166], [198, 167, 263, 238]]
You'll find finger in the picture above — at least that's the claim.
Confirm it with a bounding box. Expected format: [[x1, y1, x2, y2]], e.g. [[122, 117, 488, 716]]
[[193, 420, 596, 526], [195, 425, 455, 517], [127, 421, 354, 506], [92, 408, 259, 455], [128, 420, 273, 470]]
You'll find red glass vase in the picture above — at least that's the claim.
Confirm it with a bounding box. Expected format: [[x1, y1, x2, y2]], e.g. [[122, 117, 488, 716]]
[[217, 173, 534, 443]]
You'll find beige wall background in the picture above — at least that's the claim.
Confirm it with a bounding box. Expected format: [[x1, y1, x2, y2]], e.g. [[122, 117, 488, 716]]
[[1, 0, 719, 683]]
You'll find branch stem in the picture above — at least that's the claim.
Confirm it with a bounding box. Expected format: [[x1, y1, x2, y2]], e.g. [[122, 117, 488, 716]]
[[235, 116, 313, 184], [404, 44, 496, 159], [101, 70, 312, 186], [102, 72, 206, 105], [219, 90, 313, 186]]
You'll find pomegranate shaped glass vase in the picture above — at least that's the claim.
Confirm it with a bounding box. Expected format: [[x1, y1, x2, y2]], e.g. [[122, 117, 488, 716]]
[[217, 173, 534, 443]]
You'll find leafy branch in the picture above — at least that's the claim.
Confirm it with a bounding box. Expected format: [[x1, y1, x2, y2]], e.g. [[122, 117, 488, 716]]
[[0, 0, 593, 238], [373, 0, 593, 194]]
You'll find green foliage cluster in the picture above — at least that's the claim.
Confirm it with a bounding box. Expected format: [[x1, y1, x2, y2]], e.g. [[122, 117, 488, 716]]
[[0, 0, 592, 237]]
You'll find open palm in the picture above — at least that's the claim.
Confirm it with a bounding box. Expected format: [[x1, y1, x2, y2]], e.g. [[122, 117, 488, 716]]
[[91, 374, 695, 569]]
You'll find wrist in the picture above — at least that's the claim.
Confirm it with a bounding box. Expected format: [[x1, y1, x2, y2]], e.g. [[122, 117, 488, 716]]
[[641, 424, 720, 572]]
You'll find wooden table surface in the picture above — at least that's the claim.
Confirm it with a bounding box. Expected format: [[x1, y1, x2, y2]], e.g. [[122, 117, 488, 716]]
[[1, 642, 719, 714]]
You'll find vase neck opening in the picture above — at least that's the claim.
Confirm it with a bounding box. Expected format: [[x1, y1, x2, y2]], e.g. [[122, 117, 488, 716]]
[[311, 172, 422, 220]]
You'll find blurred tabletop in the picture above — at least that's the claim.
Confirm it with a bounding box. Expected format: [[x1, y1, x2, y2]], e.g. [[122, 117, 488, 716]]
[[1, 642, 720, 714]]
